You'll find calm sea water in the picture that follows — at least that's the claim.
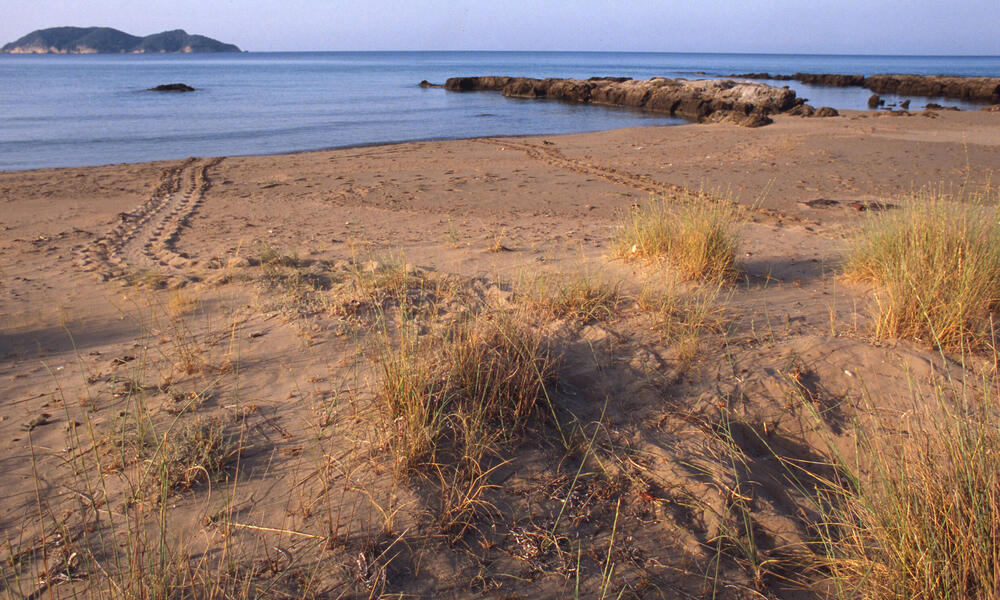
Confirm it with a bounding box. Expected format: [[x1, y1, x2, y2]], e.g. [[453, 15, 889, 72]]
[[1, 51, 998, 172]]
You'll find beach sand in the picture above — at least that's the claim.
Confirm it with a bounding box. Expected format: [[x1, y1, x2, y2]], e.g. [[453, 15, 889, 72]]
[[2, 108, 999, 598]]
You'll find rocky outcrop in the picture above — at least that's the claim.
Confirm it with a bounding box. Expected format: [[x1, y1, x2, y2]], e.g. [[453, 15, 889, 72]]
[[443, 76, 802, 127], [445, 76, 515, 92], [149, 83, 195, 92], [786, 104, 840, 118], [732, 73, 866, 87], [796, 73, 866, 87], [730, 72, 1000, 104], [863, 75, 1000, 103], [1, 27, 240, 54], [787, 104, 815, 117]]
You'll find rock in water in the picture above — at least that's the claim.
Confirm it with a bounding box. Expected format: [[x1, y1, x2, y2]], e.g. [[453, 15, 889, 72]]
[[149, 83, 195, 92], [442, 76, 800, 127], [730, 72, 1000, 104], [868, 94, 883, 109]]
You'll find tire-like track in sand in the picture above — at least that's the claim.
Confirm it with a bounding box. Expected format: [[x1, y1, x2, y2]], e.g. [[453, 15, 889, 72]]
[[479, 138, 815, 229], [76, 157, 222, 282]]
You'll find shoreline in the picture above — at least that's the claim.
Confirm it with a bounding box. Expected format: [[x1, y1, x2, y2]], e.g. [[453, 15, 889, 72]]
[[0, 123, 692, 175], [3, 104, 995, 176]]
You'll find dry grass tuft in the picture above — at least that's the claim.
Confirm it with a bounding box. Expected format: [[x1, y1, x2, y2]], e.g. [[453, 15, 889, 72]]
[[517, 271, 622, 323], [151, 417, 237, 491], [124, 267, 170, 289], [249, 243, 336, 318], [167, 288, 197, 319], [845, 188, 1000, 349], [615, 194, 741, 281], [376, 309, 556, 472], [331, 258, 462, 320], [638, 281, 728, 363]]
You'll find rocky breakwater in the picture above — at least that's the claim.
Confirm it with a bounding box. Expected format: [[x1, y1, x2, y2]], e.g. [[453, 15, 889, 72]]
[[444, 76, 804, 127], [864, 75, 1000, 104], [731, 73, 1000, 104]]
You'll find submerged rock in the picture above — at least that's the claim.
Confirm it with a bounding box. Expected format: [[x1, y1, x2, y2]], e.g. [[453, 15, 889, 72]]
[[925, 102, 961, 111], [149, 83, 195, 92]]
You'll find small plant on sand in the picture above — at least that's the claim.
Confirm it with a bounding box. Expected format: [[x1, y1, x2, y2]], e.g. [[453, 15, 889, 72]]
[[124, 267, 170, 289], [845, 187, 1000, 349], [249, 242, 337, 317], [615, 194, 740, 281], [166, 288, 197, 319], [330, 254, 472, 325], [637, 280, 728, 363], [816, 375, 1000, 600], [150, 417, 237, 491]]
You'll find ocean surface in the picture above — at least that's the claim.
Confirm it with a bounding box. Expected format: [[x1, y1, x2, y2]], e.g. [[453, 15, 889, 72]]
[[1, 51, 998, 172]]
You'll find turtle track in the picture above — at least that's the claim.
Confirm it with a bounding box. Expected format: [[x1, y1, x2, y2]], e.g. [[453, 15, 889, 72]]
[[479, 138, 816, 229], [76, 157, 222, 283]]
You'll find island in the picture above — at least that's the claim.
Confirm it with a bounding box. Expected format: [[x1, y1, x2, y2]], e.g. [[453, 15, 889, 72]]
[[1, 27, 240, 54]]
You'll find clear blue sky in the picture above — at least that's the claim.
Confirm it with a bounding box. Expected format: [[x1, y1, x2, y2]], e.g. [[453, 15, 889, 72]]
[[4, 0, 998, 55]]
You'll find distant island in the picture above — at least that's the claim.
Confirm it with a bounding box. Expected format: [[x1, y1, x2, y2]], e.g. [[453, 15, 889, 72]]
[[1, 27, 240, 54]]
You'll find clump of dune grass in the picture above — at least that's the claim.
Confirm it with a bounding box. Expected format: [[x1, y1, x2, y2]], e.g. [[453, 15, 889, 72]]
[[845, 188, 1000, 349], [326, 253, 470, 321], [818, 376, 1000, 600], [637, 281, 728, 364], [376, 309, 556, 472], [614, 194, 740, 281], [516, 271, 622, 323], [147, 417, 237, 491]]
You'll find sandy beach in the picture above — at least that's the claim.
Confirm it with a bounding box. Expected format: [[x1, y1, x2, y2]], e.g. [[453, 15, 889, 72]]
[[2, 108, 1000, 598]]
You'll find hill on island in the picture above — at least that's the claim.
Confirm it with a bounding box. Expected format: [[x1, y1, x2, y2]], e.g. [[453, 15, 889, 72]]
[[1, 27, 240, 54]]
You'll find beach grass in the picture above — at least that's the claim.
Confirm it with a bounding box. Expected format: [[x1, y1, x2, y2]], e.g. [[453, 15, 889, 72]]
[[637, 280, 729, 363], [816, 373, 1000, 600], [516, 270, 623, 323], [614, 194, 740, 281], [375, 307, 557, 473], [845, 187, 1000, 349]]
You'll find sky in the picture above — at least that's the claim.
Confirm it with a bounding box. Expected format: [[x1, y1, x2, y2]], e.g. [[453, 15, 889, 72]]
[[3, 0, 998, 55]]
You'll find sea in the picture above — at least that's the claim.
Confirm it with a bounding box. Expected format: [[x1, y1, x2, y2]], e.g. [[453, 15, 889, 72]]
[[1, 51, 998, 172]]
